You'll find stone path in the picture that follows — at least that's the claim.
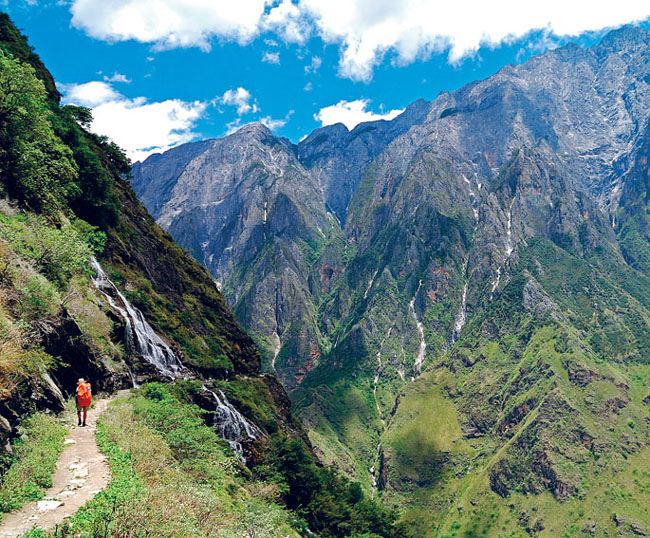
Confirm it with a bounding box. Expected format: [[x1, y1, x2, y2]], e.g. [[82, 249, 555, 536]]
[[0, 397, 113, 537]]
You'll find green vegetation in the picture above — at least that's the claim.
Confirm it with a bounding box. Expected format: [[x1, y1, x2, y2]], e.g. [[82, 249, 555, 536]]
[[0, 50, 77, 216], [54, 388, 298, 538], [0, 413, 66, 517], [33, 385, 409, 538], [0, 206, 118, 398]]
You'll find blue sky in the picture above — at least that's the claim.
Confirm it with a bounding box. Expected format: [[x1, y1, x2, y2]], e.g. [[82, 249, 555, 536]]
[[4, 0, 650, 161]]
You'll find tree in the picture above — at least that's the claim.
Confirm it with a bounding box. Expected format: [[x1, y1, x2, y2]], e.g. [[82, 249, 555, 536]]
[[0, 50, 78, 215]]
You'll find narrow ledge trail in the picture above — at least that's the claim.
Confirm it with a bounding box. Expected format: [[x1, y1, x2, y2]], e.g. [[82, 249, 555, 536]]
[[0, 394, 120, 537]]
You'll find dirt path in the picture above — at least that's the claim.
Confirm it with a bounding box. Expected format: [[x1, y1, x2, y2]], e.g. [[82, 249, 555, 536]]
[[0, 396, 115, 537]]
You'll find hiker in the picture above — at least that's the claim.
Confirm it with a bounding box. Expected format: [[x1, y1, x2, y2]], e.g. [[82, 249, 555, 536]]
[[75, 378, 92, 427]]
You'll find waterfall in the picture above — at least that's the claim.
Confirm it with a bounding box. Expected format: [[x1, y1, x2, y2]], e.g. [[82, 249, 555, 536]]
[[491, 198, 516, 299], [271, 331, 281, 372], [370, 441, 382, 499], [90, 257, 183, 379], [450, 282, 468, 344], [409, 280, 426, 374], [364, 269, 379, 299], [505, 198, 515, 257], [203, 387, 260, 463], [462, 174, 479, 221]]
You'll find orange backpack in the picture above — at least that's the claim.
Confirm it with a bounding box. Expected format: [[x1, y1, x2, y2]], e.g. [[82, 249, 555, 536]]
[[76, 382, 92, 406]]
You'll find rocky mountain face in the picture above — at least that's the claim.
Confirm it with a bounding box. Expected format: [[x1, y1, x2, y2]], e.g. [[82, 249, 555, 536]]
[[132, 27, 650, 536]]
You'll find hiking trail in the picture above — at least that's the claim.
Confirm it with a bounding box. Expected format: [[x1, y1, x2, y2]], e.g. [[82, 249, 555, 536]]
[[0, 394, 119, 537]]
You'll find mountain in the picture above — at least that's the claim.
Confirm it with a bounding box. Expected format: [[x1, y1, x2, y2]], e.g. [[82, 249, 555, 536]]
[[0, 13, 408, 538], [132, 26, 650, 537]]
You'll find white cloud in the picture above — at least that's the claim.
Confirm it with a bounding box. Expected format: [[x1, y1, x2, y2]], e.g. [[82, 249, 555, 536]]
[[69, 0, 650, 81], [225, 111, 292, 135], [220, 87, 258, 115], [60, 81, 206, 161], [304, 55, 322, 74], [304, 81, 313, 91], [314, 99, 404, 130], [262, 51, 281, 64], [265, 0, 309, 43], [58, 81, 122, 107], [104, 72, 131, 83], [300, 0, 650, 81], [70, 0, 269, 49]]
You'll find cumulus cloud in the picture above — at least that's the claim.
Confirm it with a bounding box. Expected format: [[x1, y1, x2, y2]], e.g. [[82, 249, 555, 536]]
[[58, 81, 122, 107], [314, 99, 404, 130], [219, 87, 258, 115], [61, 81, 206, 161], [265, 0, 309, 43], [70, 0, 268, 49], [104, 72, 131, 83], [262, 51, 281, 64], [69, 0, 650, 81]]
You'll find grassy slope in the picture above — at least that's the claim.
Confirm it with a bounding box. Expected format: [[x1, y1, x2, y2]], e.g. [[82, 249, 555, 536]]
[[378, 240, 650, 537], [54, 386, 300, 538]]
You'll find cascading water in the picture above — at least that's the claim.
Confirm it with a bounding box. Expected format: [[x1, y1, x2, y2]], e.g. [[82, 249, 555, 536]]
[[462, 174, 479, 221], [409, 280, 426, 374], [364, 269, 379, 299], [491, 198, 516, 300], [271, 331, 281, 372], [203, 387, 260, 463], [505, 198, 515, 257], [90, 257, 183, 379], [450, 282, 468, 345]]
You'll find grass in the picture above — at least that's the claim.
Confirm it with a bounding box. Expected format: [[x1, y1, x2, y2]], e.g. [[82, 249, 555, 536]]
[[0, 412, 66, 517], [53, 387, 299, 538]]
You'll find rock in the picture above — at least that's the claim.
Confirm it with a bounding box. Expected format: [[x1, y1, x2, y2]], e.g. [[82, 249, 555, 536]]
[[73, 467, 89, 479], [582, 521, 597, 535], [522, 280, 558, 317], [37, 500, 63, 511], [614, 513, 649, 536]]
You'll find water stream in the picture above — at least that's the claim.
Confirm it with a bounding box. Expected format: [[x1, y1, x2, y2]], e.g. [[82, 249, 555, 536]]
[[90, 257, 183, 380], [490, 198, 516, 300], [271, 331, 281, 372], [462, 174, 479, 221], [408, 280, 426, 374], [450, 282, 468, 345], [203, 387, 260, 463], [364, 269, 379, 299]]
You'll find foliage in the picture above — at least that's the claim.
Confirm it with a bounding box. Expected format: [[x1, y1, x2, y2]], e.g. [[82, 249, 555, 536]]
[[259, 436, 410, 538], [52, 106, 121, 229], [0, 213, 95, 289], [57, 390, 298, 538], [0, 50, 78, 216], [0, 413, 66, 516]]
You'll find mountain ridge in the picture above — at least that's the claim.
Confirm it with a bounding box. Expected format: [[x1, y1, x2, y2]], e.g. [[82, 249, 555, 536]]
[[131, 25, 650, 537]]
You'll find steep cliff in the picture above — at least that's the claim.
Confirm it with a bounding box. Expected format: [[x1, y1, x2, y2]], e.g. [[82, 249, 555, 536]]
[[132, 25, 650, 537]]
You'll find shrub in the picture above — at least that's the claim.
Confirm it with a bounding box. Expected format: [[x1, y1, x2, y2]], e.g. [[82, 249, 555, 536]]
[[0, 413, 66, 515]]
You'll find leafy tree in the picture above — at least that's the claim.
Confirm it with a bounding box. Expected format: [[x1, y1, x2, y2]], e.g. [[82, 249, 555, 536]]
[[0, 50, 78, 216], [52, 107, 120, 228]]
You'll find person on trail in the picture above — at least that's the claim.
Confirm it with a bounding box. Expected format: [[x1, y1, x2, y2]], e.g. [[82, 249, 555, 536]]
[[75, 378, 92, 427]]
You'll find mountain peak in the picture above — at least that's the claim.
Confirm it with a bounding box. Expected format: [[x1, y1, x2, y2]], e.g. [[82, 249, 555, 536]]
[[597, 24, 650, 51], [231, 122, 273, 139]]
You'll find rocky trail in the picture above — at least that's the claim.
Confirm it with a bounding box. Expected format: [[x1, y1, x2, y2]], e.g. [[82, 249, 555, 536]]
[[0, 395, 117, 537]]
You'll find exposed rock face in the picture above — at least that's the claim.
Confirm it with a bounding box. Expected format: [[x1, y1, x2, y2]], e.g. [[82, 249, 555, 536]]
[[131, 26, 650, 530]]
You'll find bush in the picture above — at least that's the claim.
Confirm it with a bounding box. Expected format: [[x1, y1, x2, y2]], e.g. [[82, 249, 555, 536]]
[[0, 413, 66, 515]]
